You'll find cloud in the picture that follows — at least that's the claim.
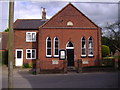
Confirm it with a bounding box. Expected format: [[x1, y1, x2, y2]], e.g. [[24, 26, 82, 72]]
[[1, 0, 119, 32]]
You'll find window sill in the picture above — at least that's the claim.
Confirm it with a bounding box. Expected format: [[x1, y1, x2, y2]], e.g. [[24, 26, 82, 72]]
[[53, 55, 59, 58], [26, 41, 36, 42], [81, 55, 87, 58], [46, 55, 52, 58], [26, 58, 36, 60], [88, 55, 94, 58]]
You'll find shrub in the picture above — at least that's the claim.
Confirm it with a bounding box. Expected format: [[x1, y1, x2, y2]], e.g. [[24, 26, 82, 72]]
[[102, 45, 110, 57], [102, 58, 114, 67], [0, 51, 8, 65], [22, 62, 35, 68]]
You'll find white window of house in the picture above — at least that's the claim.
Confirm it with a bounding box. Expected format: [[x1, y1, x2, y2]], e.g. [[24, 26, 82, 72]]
[[81, 37, 86, 57], [26, 32, 36, 42], [54, 37, 59, 57], [26, 49, 36, 59], [88, 37, 94, 57], [46, 37, 52, 57]]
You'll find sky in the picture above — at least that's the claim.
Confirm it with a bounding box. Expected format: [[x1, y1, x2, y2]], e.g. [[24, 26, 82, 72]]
[[0, 0, 119, 32]]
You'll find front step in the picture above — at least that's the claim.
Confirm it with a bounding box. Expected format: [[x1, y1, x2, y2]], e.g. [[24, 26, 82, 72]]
[[67, 66, 76, 72]]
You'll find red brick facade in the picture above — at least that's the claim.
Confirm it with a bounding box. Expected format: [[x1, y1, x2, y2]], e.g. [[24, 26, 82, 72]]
[[14, 3, 102, 71]]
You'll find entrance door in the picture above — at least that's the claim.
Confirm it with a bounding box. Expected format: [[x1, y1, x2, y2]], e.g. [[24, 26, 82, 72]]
[[15, 49, 23, 66], [66, 41, 74, 66], [67, 49, 74, 66]]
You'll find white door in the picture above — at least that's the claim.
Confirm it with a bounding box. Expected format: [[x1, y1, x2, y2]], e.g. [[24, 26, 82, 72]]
[[15, 49, 23, 66]]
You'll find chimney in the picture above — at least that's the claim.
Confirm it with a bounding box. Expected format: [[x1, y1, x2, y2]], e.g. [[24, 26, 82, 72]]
[[42, 8, 46, 20]]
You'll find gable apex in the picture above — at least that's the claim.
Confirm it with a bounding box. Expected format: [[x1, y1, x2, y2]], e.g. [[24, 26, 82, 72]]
[[40, 3, 100, 29]]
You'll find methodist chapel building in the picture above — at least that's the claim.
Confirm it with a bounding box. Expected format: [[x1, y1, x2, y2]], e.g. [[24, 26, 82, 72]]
[[14, 3, 102, 72]]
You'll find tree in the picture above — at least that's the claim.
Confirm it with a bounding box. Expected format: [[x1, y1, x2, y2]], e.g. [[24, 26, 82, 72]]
[[103, 21, 120, 54], [102, 45, 110, 57], [4, 28, 9, 32]]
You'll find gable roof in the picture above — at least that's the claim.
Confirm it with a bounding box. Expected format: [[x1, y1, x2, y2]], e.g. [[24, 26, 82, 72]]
[[14, 19, 48, 30], [40, 3, 100, 29]]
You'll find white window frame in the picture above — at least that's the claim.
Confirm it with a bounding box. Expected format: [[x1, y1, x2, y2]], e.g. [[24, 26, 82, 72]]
[[88, 37, 94, 57], [26, 32, 36, 42], [54, 37, 59, 57], [26, 49, 36, 59], [46, 37, 52, 57], [81, 37, 86, 57]]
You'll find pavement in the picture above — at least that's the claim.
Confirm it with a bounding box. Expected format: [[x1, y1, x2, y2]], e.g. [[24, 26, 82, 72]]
[[1, 65, 119, 88]]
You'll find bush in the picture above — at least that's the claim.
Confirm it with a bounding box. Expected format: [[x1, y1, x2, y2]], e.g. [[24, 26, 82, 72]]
[[22, 62, 36, 68], [0, 51, 8, 65], [102, 45, 110, 57], [102, 57, 114, 67]]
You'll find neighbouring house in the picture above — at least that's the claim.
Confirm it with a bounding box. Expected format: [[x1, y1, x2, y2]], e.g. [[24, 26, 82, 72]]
[[14, 3, 102, 72], [0, 32, 8, 51], [0, 32, 8, 65]]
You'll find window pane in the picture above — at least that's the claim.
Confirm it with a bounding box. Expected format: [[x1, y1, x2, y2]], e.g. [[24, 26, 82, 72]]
[[32, 50, 35, 58], [55, 49, 58, 55], [47, 49, 51, 55], [55, 41, 58, 47], [27, 53, 31, 58], [47, 41, 51, 47], [17, 51, 22, 58], [27, 33, 31, 41], [32, 33, 36, 41], [82, 49, 85, 55]]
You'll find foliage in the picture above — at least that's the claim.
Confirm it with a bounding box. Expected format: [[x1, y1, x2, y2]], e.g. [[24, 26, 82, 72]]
[[22, 62, 36, 68], [102, 22, 120, 53], [4, 28, 9, 32], [102, 45, 110, 57], [102, 58, 114, 67], [0, 51, 8, 65]]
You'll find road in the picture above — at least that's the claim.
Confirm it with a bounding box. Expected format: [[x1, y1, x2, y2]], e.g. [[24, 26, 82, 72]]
[[1, 66, 119, 88]]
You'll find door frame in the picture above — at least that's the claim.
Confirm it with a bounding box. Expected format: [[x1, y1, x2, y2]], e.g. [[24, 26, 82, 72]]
[[15, 49, 23, 66]]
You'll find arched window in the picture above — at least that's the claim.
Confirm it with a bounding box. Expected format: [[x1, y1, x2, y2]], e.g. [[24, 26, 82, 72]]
[[88, 37, 94, 57], [54, 37, 59, 57], [81, 37, 86, 57], [46, 37, 52, 57], [66, 41, 74, 49]]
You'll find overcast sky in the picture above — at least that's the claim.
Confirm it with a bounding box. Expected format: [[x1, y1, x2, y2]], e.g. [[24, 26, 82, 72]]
[[0, 0, 119, 32]]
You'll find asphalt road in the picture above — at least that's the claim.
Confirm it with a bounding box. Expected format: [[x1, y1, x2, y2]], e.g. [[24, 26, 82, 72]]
[[1, 67, 119, 88]]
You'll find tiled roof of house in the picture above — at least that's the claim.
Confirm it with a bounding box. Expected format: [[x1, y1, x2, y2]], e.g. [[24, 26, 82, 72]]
[[14, 19, 48, 30]]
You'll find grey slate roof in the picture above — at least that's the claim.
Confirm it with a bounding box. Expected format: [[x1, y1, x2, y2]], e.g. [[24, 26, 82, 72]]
[[14, 19, 48, 30]]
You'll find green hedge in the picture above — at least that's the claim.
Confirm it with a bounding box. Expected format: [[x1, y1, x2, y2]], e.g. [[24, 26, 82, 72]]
[[102, 45, 110, 57], [0, 51, 8, 65]]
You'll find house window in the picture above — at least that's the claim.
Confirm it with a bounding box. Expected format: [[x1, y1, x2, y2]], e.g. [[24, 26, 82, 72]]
[[26, 32, 36, 42], [26, 49, 36, 59], [81, 37, 86, 57], [54, 37, 59, 57], [46, 37, 52, 57], [88, 37, 94, 57]]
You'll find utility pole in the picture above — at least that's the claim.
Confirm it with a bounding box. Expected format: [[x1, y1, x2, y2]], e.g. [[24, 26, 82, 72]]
[[8, 0, 14, 88]]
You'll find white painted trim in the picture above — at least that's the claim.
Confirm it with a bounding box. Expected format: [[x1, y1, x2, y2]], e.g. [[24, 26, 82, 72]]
[[26, 49, 36, 59], [88, 54, 94, 57], [26, 32, 36, 42], [66, 41, 74, 49], [66, 47, 74, 49], [46, 37, 52, 57], [53, 37, 59, 57]]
